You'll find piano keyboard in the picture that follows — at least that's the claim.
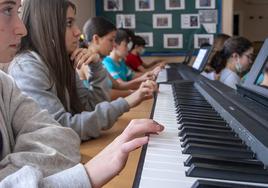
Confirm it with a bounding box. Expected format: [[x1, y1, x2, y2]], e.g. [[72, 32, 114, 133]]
[[135, 83, 268, 188]]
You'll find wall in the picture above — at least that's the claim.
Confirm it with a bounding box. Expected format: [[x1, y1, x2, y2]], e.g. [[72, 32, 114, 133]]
[[222, 0, 233, 36], [70, 0, 95, 30], [234, 0, 268, 41]]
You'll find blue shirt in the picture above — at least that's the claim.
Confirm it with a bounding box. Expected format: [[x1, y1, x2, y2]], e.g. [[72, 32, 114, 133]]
[[102, 56, 134, 81]]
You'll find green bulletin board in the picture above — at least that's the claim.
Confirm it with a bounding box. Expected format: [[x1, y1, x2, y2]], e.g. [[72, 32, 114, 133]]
[[96, 0, 222, 55]]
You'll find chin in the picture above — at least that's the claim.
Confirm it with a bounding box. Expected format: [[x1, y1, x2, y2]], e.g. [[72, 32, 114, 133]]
[[0, 53, 14, 63]]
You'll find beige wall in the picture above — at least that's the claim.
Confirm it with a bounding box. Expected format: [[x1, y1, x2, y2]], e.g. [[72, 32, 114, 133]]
[[234, 0, 268, 41], [222, 0, 233, 36], [71, 0, 96, 30]]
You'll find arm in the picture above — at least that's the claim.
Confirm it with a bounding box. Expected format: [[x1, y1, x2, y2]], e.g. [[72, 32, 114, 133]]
[[0, 71, 81, 181], [9, 53, 130, 141], [0, 119, 164, 188], [85, 119, 164, 188], [0, 164, 91, 188]]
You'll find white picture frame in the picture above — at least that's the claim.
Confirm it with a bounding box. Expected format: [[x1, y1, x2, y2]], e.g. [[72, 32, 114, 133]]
[[135, 32, 154, 47], [165, 0, 185, 10], [153, 14, 172, 29], [116, 14, 136, 29], [194, 34, 214, 49], [104, 0, 123, 11], [181, 14, 200, 29], [196, 0, 215, 9], [135, 0, 155, 11], [164, 34, 183, 49]]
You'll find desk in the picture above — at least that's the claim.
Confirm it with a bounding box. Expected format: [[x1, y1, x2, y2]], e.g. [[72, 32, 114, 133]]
[[80, 99, 153, 188]]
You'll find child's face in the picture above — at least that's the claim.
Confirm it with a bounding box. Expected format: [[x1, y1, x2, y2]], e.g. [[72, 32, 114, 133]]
[[65, 6, 81, 54], [98, 31, 116, 56], [136, 45, 145, 55], [0, 0, 27, 63], [115, 40, 129, 58]]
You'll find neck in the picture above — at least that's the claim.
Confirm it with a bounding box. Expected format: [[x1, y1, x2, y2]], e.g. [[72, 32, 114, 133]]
[[110, 51, 121, 62], [131, 50, 138, 55]]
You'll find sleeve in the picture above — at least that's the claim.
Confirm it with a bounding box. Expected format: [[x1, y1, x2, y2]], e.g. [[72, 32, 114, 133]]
[[124, 62, 134, 81], [76, 61, 111, 105], [102, 58, 121, 80], [0, 164, 91, 188], [224, 74, 240, 89], [8, 55, 130, 141], [126, 54, 143, 71], [0, 72, 81, 180]]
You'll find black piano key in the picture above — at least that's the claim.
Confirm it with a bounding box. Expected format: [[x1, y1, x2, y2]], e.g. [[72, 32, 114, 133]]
[[180, 132, 242, 143], [178, 117, 226, 126], [186, 163, 268, 183], [176, 107, 216, 114], [178, 122, 230, 130], [181, 138, 247, 149], [178, 118, 226, 126], [176, 107, 217, 114], [178, 126, 235, 137], [185, 154, 264, 168], [191, 180, 266, 188], [176, 104, 214, 111], [177, 113, 223, 121], [182, 143, 255, 159]]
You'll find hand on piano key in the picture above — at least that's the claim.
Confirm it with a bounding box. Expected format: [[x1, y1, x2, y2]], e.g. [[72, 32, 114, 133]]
[[125, 80, 158, 108], [84, 119, 164, 188]]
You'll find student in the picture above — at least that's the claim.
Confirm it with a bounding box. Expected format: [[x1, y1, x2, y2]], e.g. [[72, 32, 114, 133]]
[[8, 0, 156, 141], [125, 35, 165, 73], [0, 0, 164, 186], [216, 36, 253, 89], [102, 29, 160, 85], [80, 17, 154, 100], [202, 33, 231, 80]]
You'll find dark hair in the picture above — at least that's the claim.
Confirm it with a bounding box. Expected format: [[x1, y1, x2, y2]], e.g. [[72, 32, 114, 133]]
[[120, 28, 135, 40], [210, 36, 252, 74], [132, 35, 146, 50], [200, 42, 211, 48], [115, 29, 130, 45], [19, 0, 84, 114], [83, 17, 116, 42]]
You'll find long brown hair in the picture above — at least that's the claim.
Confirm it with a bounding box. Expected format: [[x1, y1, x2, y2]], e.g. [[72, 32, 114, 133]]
[[19, 0, 84, 113]]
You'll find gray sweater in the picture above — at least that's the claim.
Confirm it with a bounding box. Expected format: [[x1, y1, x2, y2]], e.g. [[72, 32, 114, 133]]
[[0, 71, 91, 187], [9, 51, 130, 141]]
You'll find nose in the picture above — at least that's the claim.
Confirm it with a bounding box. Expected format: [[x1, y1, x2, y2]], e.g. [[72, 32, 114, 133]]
[[14, 15, 27, 38], [74, 25, 81, 38]]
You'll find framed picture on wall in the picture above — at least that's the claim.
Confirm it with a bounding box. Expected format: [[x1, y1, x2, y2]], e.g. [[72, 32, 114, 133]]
[[194, 34, 214, 48], [153, 14, 172, 29], [104, 0, 123, 11], [135, 32, 154, 47], [181, 14, 200, 29], [165, 0, 185, 10], [135, 0, 155, 11], [164, 34, 183, 48], [196, 0, 215, 9], [116, 14, 136, 29]]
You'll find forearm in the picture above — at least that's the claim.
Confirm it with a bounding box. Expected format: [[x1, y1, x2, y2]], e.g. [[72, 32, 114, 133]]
[[110, 89, 132, 100], [0, 165, 91, 188]]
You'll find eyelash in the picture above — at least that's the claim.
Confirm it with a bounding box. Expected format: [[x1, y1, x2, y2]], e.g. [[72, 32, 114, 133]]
[[67, 20, 73, 27], [3, 7, 13, 16]]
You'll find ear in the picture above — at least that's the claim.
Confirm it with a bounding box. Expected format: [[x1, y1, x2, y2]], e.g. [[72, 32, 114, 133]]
[[92, 34, 100, 44]]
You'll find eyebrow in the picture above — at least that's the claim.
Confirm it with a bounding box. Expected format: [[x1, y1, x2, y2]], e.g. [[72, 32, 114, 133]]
[[0, 1, 16, 6]]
